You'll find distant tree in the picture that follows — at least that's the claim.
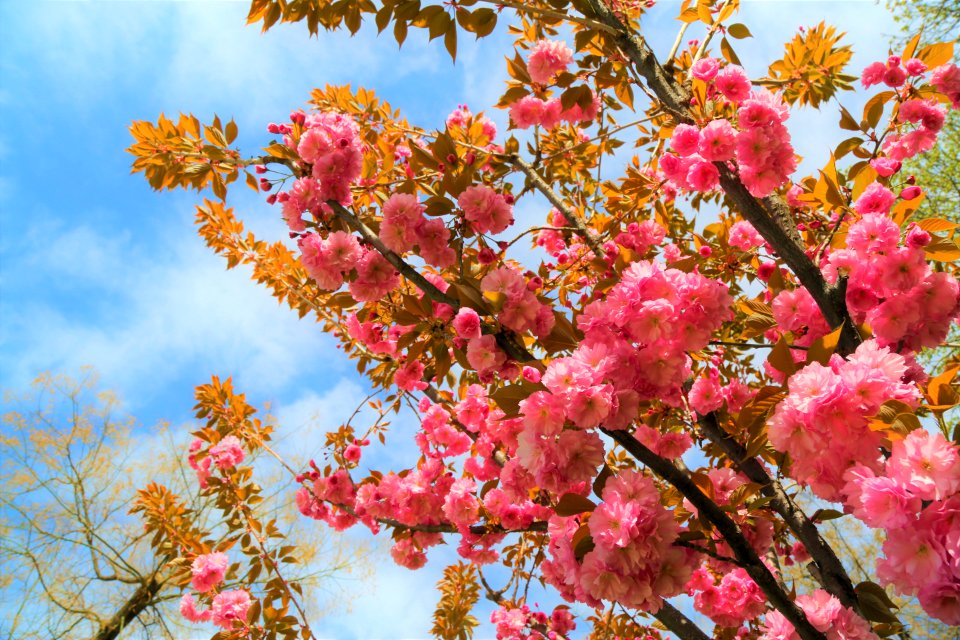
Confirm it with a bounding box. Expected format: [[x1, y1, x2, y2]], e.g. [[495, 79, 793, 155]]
[[0, 371, 363, 640], [888, 0, 960, 44]]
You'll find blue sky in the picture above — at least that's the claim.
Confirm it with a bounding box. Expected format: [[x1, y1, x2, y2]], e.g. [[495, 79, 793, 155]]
[[0, 1, 902, 638]]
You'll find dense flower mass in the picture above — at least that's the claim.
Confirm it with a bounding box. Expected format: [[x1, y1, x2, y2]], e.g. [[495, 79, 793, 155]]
[[824, 210, 960, 352], [661, 61, 797, 197], [527, 39, 574, 84], [761, 589, 878, 640], [137, 8, 960, 636], [843, 430, 960, 624], [191, 552, 229, 593], [540, 469, 693, 612], [768, 339, 919, 500]]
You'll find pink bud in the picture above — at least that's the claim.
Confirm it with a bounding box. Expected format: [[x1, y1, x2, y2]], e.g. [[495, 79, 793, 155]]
[[757, 261, 776, 281], [254, 164, 268, 174], [900, 185, 922, 200], [477, 247, 496, 264]]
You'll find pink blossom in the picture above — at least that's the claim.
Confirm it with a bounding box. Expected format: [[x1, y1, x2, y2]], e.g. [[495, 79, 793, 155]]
[[698, 119, 737, 161], [458, 185, 514, 235], [191, 552, 229, 593], [670, 124, 701, 156], [853, 182, 896, 215], [888, 429, 960, 501], [870, 157, 901, 177], [931, 63, 960, 108], [509, 95, 546, 129], [209, 436, 244, 470], [394, 360, 427, 392], [466, 335, 506, 374], [689, 375, 723, 414], [687, 160, 720, 192], [452, 307, 482, 340], [861, 61, 886, 88], [210, 589, 252, 629], [691, 57, 720, 81], [179, 593, 212, 623], [728, 220, 764, 250], [716, 65, 752, 102], [527, 39, 574, 84], [904, 58, 928, 75]]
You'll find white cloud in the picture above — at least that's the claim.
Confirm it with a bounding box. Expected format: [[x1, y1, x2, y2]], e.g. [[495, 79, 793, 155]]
[[0, 215, 343, 413]]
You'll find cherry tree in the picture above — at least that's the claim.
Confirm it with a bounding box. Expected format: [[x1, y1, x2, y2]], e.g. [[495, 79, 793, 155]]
[[127, 1, 960, 638]]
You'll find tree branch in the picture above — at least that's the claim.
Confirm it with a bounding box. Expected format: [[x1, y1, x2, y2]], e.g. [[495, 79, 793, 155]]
[[696, 412, 863, 615], [579, 0, 862, 355], [601, 427, 827, 640], [655, 601, 712, 640], [326, 200, 535, 363], [510, 155, 606, 257]]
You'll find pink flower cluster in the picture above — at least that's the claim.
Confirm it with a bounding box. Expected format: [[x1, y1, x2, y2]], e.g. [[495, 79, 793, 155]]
[[191, 552, 229, 592], [932, 62, 960, 109], [481, 265, 555, 337], [859, 58, 959, 160], [842, 429, 960, 624], [509, 92, 601, 130], [294, 111, 363, 209], [575, 259, 733, 406], [527, 39, 574, 84], [540, 469, 694, 611], [345, 312, 412, 358], [378, 192, 455, 268], [861, 55, 915, 89], [687, 567, 766, 628], [490, 603, 576, 640], [768, 340, 919, 500], [458, 184, 515, 235], [662, 62, 797, 197], [210, 589, 253, 629], [761, 589, 877, 640], [187, 436, 245, 488], [727, 220, 765, 251], [824, 209, 960, 351], [884, 95, 947, 161], [299, 231, 400, 302], [446, 104, 498, 141], [179, 589, 252, 629], [209, 435, 244, 469]]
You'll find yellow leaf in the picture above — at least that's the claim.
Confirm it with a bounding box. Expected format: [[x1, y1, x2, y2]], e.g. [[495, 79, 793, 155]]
[[917, 41, 955, 68]]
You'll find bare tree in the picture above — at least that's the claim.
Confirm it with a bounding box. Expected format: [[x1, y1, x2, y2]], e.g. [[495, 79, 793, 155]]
[[0, 370, 364, 640]]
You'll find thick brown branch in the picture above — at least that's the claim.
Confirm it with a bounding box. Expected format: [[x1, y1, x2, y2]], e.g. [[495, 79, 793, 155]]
[[579, 0, 861, 356], [510, 155, 605, 257], [655, 601, 711, 640], [327, 200, 535, 362], [601, 427, 826, 640], [697, 412, 863, 615], [93, 577, 163, 640]]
